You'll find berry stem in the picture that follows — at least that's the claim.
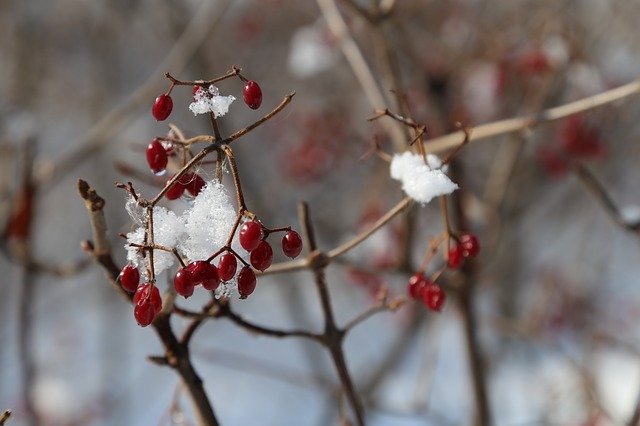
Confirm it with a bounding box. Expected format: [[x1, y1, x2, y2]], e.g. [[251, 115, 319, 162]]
[[146, 206, 156, 285], [262, 225, 291, 237], [222, 145, 247, 212], [209, 112, 222, 142], [165, 82, 175, 96], [164, 66, 241, 87], [439, 196, 452, 262]]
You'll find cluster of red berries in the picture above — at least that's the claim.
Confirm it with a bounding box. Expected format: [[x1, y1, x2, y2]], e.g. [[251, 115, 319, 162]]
[[241, 220, 303, 270], [446, 233, 480, 270], [170, 221, 302, 302], [407, 273, 445, 311], [145, 138, 207, 199], [118, 222, 303, 325], [406, 232, 480, 312], [151, 79, 263, 122], [118, 265, 162, 326]]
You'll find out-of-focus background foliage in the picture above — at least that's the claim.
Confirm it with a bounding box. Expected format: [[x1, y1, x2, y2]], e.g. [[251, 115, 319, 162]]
[[2, 0, 640, 425]]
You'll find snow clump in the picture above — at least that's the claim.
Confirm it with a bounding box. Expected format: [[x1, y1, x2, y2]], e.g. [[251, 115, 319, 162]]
[[390, 152, 458, 204]]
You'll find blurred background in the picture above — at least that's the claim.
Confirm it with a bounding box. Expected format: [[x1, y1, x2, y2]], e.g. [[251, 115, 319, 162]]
[[2, 0, 640, 425]]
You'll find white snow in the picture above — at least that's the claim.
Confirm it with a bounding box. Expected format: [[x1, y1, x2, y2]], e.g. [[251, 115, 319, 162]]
[[126, 206, 186, 278], [178, 180, 237, 262], [390, 152, 458, 204], [188, 85, 235, 117], [125, 180, 245, 297]]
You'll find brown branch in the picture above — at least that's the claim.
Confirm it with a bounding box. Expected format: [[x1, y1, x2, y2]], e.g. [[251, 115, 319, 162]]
[[165, 66, 241, 87], [77, 180, 219, 426], [262, 196, 412, 276], [424, 78, 640, 154], [448, 164, 491, 426], [328, 196, 412, 259], [298, 202, 365, 426], [226, 92, 296, 145], [343, 289, 405, 333]]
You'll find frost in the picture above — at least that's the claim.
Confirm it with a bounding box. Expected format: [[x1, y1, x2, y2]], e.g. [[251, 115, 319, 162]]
[[125, 195, 145, 226], [390, 152, 458, 204], [178, 181, 238, 262], [188, 85, 235, 117], [126, 207, 186, 277]]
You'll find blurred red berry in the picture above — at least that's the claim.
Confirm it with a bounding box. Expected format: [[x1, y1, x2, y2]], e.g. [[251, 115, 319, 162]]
[[407, 273, 428, 300], [146, 138, 168, 175], [423, 284, 446, 311], [447, 245, 464, 269], [460, 233, 480, 258], [164, 176, 186, 200]]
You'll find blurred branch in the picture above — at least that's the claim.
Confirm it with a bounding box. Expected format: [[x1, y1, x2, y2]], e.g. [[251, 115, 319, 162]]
[[264, 196, 412, 275], [317, 0, 406, 151], [424, 78, 640, 154], [35, 0, 232, 186], [0, 410, 10, 426], [573, 162, 640, 233]]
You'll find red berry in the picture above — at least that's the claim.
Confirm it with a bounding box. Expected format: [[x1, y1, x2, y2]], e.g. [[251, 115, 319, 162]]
[[181, 173, 206, 197], [239, 220, 263, 251], [423, 283, 446, 311], [250, 240, 273, 272], [119, 264, 140, 293], [164, 176, 186, 200], [281, 230, 302, 259], [460, 233, 480, 258], [133, 283, 162, 326], [187, 261, 220, 291], [217, 253, 237, 282], [152, 94, 173, 121], [146, 138, 168, 175], [174, 268, 195, 298], [407, 273, 428, 300], [134, 283, 162, 314], [447, 245, 464, 269], [134, 302, 156, 327], [243, 80, 262, 109], [237, 266, 257, 298]]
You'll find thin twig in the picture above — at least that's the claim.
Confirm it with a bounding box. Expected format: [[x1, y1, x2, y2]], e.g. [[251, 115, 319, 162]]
[[316, 0, 405, 151], [221, 305, 323, 342], [573, 162, 640, 232], [328, 197, 412, 259]]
